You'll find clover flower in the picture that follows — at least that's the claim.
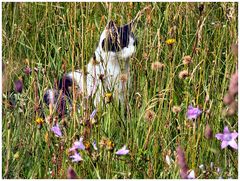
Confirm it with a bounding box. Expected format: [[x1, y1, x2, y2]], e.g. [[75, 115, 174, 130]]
[[51, 124, 62, 137], [215, 126, 238, 150], [69, 152, 83, 162], [67, 167, 78, 179], [116, 145, 129, 155], [187, 105, 202, 120], [183, 55, 192, 65]]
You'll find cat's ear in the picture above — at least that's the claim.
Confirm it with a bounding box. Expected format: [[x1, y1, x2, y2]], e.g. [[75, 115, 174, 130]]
[[106, 20, 118, 34]]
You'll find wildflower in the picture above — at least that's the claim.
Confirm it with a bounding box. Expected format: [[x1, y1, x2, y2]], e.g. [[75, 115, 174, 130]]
[[90, 109, 98, 124], [69, 152, 83, 162], [176, 146, 189, 179], [105, 92, 112, 103], [90, 109, 97, 119], [215, 126, 238, 150], [51, 124, 62, 137], [183, 55, 192, 65], [116, 145, 129, 155], [187, 170, 195, 179], [69, 137, 85, 152], [84, 141, 91, 150], [119, 73, 128, 83], [186, 105, 202, 120], [178, 70, 189, 79], [36, 117, 44, 125], [14, 79, 23, 93], [151, 61, 165, 71], [204, 124, 213, 139], [92, 140, 98, 151], [165, 38, 176, 45], [144, 109, 156, 122], [106, 140, 114, 150], [24, 66, 31, 75], [67, 167, 78, 179], [172, 105, 181, 114]]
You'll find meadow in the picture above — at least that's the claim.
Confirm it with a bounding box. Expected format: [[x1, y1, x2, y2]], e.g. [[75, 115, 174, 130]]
[[2, 2, 238, 179]]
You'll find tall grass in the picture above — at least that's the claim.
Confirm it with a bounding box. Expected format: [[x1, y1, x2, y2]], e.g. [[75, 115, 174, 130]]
[[2, 2, 238, 179]]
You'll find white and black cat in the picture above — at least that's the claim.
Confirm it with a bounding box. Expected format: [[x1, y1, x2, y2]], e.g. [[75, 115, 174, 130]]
[[44, 6, 149, 117]]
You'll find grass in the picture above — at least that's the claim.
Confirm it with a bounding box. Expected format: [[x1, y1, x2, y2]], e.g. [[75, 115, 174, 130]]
[[2, 2, 238, 179]]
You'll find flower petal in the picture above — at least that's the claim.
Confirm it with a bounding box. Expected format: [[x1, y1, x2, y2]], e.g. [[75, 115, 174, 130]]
[[116, 145, 129, 155], [223, 126, 230, 134], [215, 133, 223, 140], [231, 132, 238, 139], [187, 170, 195, 179], [221, 141, 229, 149], [228, 140, 238, 150]]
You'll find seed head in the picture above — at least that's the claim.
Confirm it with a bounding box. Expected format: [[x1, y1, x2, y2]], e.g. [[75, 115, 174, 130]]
[[204, 124, 213, 139], [172, 105, 181, 114], [151, 61, 165, 71], [182, 55, 192, 65], [144, 109, 156, 122], [178, 70, 189, 79]]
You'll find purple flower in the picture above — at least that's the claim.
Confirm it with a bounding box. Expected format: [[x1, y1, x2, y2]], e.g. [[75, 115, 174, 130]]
[[69, 152, 83, 162], [14, 79, 23, 93], [67, 167, 78, 179], [187, 105, 202, 120], [187, 170, 195, 179], [51, 124, 62, 137], [90, 109, 97, 119], [215, 126, 238, 150], [69, 137, 85, 151], [116, 145, 129, 155], [24, 66, 32, 75]]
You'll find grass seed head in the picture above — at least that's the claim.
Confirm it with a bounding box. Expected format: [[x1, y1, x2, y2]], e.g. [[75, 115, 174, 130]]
[[178, 70, 189, 79], [182, 55, 192, 65], [119, 73, 128, 83], [144, 109, 156, 122], [151, 61, 165, 71]]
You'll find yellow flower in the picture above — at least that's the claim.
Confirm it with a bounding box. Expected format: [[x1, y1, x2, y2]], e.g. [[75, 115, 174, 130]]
[[104, 93, 113, 103], [13, 151, 20, 160], [165, 39, 176, 45], [106, 140, 114, 150], [84, 141, 91, 150], [36, 117, 44, 125]]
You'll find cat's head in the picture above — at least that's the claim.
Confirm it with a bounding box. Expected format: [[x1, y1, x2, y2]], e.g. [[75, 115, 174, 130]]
[[99, 20, 135, 53]]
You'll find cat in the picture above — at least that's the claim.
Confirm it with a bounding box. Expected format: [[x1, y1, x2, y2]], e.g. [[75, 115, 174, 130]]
[[44, 6, 150, 117]]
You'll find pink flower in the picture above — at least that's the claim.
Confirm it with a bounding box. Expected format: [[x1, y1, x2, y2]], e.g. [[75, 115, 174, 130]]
[[115, 145, 129, 155], [69, 152, 83, 162], [215, 126, 238, 150], [51, 124, 62, 137], [187, 105, 202, 120], [69, 137, 85, 151]]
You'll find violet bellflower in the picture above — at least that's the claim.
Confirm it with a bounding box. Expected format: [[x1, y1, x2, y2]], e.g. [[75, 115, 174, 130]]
[[51, 124, 62, 137], [69, 151, 83, 162], [187, 105, 202, 120], [115, 145, 129, 155], [215, 126, 238, 150], [69, 137, 85, 152]]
